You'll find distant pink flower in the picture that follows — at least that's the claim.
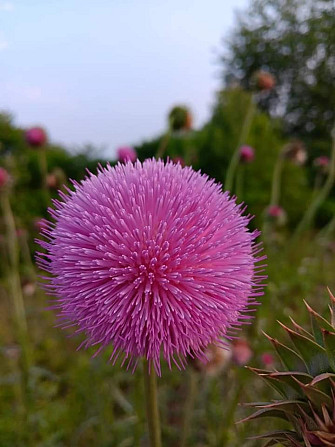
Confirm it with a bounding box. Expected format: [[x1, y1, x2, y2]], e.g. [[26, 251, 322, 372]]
[[0, 167, 10, 189], [261, 352, 274, 367], [314, 156, 330, 174], [266, 205, 287, 226], [117, 146, 137, 163], [267, 205, 283, 218], [232, 339, 253, 366], [46, 173, 58, 189], [37, 159, 265, 375], [283, 140, 307, 166], [172, 157, 185, 167], [16, 228, 27, 238], [193, 341, 232, 376], [239, 146, 255, 163], [25, 127, 47, 148], [255, 71, 276, 91], [34, 218, 47, 232]]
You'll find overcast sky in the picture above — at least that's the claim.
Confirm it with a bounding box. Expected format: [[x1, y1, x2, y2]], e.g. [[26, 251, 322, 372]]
[[1, 0, 248, 158]]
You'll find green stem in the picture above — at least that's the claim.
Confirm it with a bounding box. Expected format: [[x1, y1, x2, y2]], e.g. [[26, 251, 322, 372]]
[[224, 95, 255, 192], [269, 153, 284, 206], [180, 370, 198, 447], [143, 359, 162, 447], [293, 127, 335, 239], [235, 166, 244, 201], [156, 131, 171, 160], [0, 191, 33, 442]]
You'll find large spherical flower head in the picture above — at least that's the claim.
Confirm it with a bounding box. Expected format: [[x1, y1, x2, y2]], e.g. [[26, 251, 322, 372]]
[[37, 159, 265, 375], [25, 127, 47, 148], [117, 146, 137, 163]]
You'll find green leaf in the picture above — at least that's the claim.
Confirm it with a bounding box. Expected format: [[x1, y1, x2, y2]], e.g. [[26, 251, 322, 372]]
[[279, 324, 329, 375], [293, 378, 333, 412], [263, 331, 307, 372], [322, 329, 335, 372]]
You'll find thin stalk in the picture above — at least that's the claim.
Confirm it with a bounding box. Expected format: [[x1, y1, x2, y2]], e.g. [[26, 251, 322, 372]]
[[143, 359, 162, 447], [261, 148, 285, 239], [39, 148, 51, 206], [269, 153, 284, 207], [0, 191, 33, 443], [180, 370, 198, 447], [293, 127, 335, 239], [156, 131, 171, 159], [235, 166, 244, 201], [224, 95, 255, 192]]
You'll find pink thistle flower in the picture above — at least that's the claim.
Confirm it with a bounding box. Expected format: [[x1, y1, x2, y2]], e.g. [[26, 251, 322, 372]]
[[266, 205, 287, 225], [117, 146, 137, 163], [36, 159, 265, 375], [0, 167, 10, 189], [261, 352, 274, 367], [232, 339, 253, 366], [314, 156, 330, 174], [239, 146, 255, 163], [25, 127, 47, 148], [255, 71, 276, 91]]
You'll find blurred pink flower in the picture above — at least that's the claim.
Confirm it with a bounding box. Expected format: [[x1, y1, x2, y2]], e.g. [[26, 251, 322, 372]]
[[283, 140, 307, 166], [34, 218, 47, 232], [255, 71, 276, 91], [314, 156, 330, 174], [261, 352, 274, 367], [193, 341, 232, 376], [172, 157, 185, 167], [117, 146, 137, 163], [46, 173, 58, 189], [0, 167, 10, 189], [37, 159, 265, 374], [25, 127, 47, 148], [239, 145, 255, 163], [266, 205, 287, 226], [232, 339, 253, 366]]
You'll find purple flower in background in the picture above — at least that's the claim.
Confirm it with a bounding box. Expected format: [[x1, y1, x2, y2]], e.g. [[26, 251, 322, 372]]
[[314, 156, 330, 174], [239, 145, 255, 163], [117, 146, 137, 163], [0, 167, 10, 189], [25, 127, 47, 148], [266, 205, 287, 225], [37, 159, 265, 374]]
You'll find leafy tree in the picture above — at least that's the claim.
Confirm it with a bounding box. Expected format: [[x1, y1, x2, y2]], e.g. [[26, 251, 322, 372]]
[[222, 0, 335, 149]]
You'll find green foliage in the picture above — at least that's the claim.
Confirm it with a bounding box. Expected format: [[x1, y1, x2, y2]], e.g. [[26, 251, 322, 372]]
[[222, 0, 335, 148]]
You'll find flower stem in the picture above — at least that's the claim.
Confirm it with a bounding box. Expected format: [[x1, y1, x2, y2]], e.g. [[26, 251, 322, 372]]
[[180, 369, 198, 447], [269, 152, 284, 207], [156, 131, 171, 159], [293, 126, 335, 239], [0, 190, 33, 441], [143, 359, 162, 447], [224, 95, 255, 192]]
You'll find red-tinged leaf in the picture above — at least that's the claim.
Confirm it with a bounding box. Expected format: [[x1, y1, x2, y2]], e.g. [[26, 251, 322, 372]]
[[322, 329, 335, 372], [289, 316, 312, 337], [237, 407, 292, 424], [263, 331, 307, 372], [293, 377, 333, 411], [279, 324, 329, 375], [304, 300, 334, 346]]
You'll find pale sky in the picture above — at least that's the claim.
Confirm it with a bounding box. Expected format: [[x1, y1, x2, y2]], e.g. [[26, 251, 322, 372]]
[[1, 0, 249, 158]]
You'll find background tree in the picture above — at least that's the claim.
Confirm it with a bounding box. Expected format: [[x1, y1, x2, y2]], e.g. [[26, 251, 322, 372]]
[[222, 0, 335, 152]]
